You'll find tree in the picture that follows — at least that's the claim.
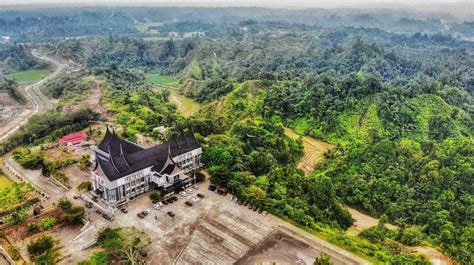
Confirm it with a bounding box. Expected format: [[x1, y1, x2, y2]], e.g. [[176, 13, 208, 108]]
[[149, 192, 161, 202], [27, 236, 60, 264]]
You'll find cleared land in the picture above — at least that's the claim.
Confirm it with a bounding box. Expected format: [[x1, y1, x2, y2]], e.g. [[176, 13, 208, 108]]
[[6, 68, 51, 85], [284, 128, 334, 174], [147, 74, 180, 88], [168, 90, 201, 118]]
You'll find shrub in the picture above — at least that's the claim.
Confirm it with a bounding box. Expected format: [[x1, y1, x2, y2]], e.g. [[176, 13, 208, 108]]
[[39, 217, 56, 230]]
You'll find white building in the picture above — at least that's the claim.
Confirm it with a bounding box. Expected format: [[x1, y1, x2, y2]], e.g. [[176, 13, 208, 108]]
[[90, 128, 202, 206]]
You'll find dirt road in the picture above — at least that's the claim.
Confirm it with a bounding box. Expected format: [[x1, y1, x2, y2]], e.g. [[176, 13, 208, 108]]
[[0, 51, 66, 143]]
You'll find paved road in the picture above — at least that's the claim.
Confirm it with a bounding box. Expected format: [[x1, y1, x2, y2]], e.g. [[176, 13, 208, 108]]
[[0, 51, 66, 143]]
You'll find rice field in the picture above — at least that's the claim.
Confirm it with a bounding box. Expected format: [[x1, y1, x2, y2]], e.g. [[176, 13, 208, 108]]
[[147, 74, 180, 88]]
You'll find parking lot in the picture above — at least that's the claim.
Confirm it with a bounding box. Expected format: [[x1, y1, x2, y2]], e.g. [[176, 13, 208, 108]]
[[106, 180, 369, 265]]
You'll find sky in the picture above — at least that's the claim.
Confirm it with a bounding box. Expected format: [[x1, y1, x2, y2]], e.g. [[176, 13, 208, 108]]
[[0, 0, 470, 8]]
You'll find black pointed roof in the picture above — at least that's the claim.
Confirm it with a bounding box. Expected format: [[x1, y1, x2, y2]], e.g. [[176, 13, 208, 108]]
[[95, 128, 200, 181]]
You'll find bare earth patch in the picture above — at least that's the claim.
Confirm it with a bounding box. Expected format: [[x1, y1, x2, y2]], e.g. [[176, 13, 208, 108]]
[[284, 128, 334, 175], [346, 207, 398, 235]]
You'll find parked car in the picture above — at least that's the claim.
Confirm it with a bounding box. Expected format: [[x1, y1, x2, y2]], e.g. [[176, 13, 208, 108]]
[[262, 211, 267, 216], [73, 195, 79, 200], [85, 202, 93, 208], [167, 198, 174, 204], [186, 188, 193, 193], [243, 201, 249, 206], [121, 208, 128, 213], [137, 212, 145, 219], [208, 185, 216, 191], [96, 209, 102, 214], [167, 211, 175, 217], [192, 184, 199, 190], [238, 199, 243, 205], [191, 197, 200, 203], [162, 200, 169, 205], [258, 208, 263, 214], [158, 202, 164, 207], [171, 196, 178, 201], [179, 191, 187, 197], [253, 206, 258, 211], [153, 204, 160, 210], [197, 193, 205, 199], [185, 201, 193, 207], [248, 204, 253, 209], [217, 188, 227, 195]]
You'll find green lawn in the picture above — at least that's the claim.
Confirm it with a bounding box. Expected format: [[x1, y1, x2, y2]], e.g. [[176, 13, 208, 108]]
[[6, 68, 51, 85], [147, 74, 180, 88]]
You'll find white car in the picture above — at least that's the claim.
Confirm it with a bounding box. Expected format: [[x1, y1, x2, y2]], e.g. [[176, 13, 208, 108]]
[[158, 202, 164, 207], [191, 197, 200, 203], [153, 204, 160, 210], [192, 184, 199, 190], [145, 209, 151, 214], [186, 188, 193, 193], [262, 211, 267, 216], [179, 191, 187, 197]]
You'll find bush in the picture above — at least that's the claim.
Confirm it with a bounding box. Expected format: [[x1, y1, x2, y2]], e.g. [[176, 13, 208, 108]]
[[77, 181, 92, 191], [27, 223, 40, 235], [39, 217, 56, 230]]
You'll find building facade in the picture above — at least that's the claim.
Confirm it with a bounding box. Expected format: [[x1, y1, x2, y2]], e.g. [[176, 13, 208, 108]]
[[91, 128, 202, 206]]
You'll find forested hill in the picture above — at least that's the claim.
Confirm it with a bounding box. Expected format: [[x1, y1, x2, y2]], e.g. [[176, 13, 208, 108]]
[[0, 6, 473, 42]]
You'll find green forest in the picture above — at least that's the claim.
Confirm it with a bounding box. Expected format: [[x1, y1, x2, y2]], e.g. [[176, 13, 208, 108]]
[[0, 5, 472, 264]]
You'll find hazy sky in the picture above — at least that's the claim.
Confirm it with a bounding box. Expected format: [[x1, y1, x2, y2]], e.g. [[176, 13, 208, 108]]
[[0, 0, 470, 8]]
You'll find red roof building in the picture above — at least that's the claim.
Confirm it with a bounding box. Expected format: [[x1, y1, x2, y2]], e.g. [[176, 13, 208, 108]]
[[59, 131, 88, 146]]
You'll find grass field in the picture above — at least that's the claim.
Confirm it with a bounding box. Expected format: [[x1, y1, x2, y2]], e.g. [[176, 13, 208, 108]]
[[168, 90, 201, 118], [6, 68, 51, 85], [284, 128, 334, 175], [147, 74, 180, 88], [0, 174, 12, 190]]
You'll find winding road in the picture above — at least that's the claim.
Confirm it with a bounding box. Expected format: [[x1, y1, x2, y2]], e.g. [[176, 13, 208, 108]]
[[0, 51, 66, 143]]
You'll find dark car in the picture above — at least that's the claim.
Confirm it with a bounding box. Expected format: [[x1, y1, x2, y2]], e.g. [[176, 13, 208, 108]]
[[167, 211, 175, 217], [85, 202, 93, 208], [253, 206, 258, 211], [121, 208, 128, 213], [197, 193, 204, 199], [185, 201, 193, 207], [167, 198, 174, 204], [73, 195, 79, 200], [248, 204, 253, 209], [243, 201, 249, 206], [171, 196, 178, 201], [238, 199, 243, 205], [95, 209, 102, 214], [208, 185, 216, 191], [258, 208, 263, 214], [137, 212, 145, 219], [162, 200, 169, 205]]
